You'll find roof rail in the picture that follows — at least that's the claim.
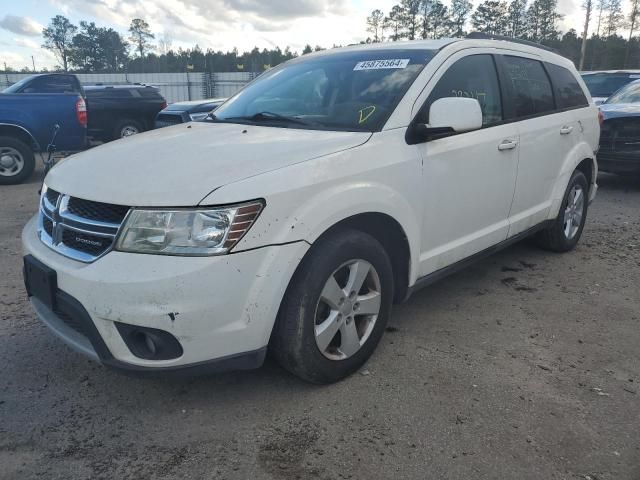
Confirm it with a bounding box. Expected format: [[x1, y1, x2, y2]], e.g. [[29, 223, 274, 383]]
[[466, 32, 557, 53]]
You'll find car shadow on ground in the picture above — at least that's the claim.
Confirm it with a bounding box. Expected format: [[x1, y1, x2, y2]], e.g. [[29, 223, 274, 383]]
[[27, 236, 549, 407], [597, 171, 640, 192]]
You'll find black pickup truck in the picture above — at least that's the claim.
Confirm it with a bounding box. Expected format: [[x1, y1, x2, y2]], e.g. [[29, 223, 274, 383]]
[[84, 85, 167, 141]]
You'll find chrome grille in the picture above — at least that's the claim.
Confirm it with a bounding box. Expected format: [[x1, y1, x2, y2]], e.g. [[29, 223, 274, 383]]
[[38, 186, 129, 263]]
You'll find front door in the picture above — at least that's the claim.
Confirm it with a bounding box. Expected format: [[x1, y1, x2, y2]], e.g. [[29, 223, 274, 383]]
[[413, 53, 520, 276]]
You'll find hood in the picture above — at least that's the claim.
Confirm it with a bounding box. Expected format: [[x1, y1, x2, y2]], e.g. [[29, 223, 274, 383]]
[[165, 98, 226, 111], [45, 122, 371, 206], [599, 102, 640, 120]]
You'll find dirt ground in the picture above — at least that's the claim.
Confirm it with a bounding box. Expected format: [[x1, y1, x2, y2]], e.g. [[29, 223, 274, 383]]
[[1, 161, 639, 480]]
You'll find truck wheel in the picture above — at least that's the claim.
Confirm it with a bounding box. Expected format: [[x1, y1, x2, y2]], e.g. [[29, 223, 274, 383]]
[[0, 136, 35, 185], [113, 119, 143, 140], [271, 229, 394, 383], [536, 170, 589, 252]]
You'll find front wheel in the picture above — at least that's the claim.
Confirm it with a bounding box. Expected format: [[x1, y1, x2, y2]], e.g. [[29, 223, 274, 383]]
[[271, 229, 394, 383], [536, 169, 589, 252]]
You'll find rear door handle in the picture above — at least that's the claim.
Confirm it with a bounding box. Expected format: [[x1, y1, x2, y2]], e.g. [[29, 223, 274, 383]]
[[498, 139, 518, 151], [560, 125, 574, 135]]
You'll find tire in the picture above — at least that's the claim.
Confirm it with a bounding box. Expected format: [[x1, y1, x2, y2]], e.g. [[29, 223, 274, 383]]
[[271, 229, 394, 384], [112, 119, 144, 140], [536, 170, 589, 252], [0, 136, 35, 185]]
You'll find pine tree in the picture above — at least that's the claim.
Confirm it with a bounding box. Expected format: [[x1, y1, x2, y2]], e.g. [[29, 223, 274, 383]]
[[472, 0, 509, 35], [580, 0, 593, 70], [603, 0, 625, 36], [385, 5, 407, 40], [527, 0, 562, 41], [430, 1, 452, 38], [366, 9, 386, 42], [625, 0, 640, 64], [450, 0, 474, 36], [401, 0, 422, 40], [507, 0, 528, 37]]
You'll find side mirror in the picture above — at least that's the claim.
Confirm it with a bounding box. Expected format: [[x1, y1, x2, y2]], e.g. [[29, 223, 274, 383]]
[[429, 97, 483, 133], [406, 97, 483, 144]]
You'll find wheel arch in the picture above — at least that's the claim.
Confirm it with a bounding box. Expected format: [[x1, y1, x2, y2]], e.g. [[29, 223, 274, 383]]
[[547, 141, 597, 220], [0, 123, 39, 151], [311, 212, 412, 303]]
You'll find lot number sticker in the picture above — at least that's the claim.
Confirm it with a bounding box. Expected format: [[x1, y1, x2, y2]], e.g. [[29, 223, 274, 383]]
[[354, 59, 410, 70]]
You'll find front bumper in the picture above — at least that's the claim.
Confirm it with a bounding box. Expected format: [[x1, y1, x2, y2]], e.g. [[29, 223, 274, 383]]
[[22, 216, 309, 372]]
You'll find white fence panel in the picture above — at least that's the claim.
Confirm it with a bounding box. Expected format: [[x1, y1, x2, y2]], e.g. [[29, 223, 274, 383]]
[[1, 72, 253, 104]]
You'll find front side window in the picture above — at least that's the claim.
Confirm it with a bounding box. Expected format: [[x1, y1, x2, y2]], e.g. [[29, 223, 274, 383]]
[[502, 56, 554, 118], [546, 63, 589, 109], [211, 49, 435, 132], [417, 54, 503, 126]]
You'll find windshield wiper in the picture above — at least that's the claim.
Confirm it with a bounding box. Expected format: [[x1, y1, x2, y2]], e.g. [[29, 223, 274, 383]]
[[223, 111, 316, 126]]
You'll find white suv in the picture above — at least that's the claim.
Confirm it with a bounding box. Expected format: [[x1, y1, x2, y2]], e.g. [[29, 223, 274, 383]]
[[22, 37, 599, 383]]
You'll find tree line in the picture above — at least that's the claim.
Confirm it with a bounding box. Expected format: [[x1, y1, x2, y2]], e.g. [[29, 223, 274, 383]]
[[4, 5, 640, 74], [365, 0, 640, 69], [3, 15, 304, 74]]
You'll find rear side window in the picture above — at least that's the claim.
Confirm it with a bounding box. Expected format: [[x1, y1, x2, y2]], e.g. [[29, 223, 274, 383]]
[[23, 75, 76, 94], [501, 56, 554, 118], [546, 63, 589, 109], [418, 54, 502, 126]]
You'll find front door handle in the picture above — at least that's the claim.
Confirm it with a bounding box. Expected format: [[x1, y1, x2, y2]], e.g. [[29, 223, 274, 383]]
[[560, 125, 574, 135], [498, 139, 518, 151]]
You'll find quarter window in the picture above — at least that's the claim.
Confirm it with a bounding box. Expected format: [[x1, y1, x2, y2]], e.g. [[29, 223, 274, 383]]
[[418, 54, 502, 127], [546, 63, 589, 109], [501, 56, 554, 118]]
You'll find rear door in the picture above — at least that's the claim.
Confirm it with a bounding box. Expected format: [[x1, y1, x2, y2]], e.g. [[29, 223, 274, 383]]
[[497, 55, 579, 236]]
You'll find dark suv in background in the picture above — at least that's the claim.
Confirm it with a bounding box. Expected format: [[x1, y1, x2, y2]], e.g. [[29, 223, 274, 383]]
[[84, 85, 166, 141], [155, 98, 226, 128], [581, 70, 640, 104]]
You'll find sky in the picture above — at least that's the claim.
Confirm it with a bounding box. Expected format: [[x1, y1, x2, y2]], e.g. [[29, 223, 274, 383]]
[[0, 0, 608, 71]]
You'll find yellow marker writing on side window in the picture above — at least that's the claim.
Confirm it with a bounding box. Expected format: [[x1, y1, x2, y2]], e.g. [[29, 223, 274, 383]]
[[358, 106, 376, 124]]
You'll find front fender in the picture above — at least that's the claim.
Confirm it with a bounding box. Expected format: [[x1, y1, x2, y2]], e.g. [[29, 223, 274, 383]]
[[202, 130, 423, 283], [547, 140, 598, 220]]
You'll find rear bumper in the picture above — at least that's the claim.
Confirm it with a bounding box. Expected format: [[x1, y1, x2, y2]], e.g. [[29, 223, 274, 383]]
[[598, 151, 640, 174]]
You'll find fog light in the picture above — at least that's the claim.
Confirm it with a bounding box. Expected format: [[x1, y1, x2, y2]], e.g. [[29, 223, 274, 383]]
[[115, 323, 183, 360]]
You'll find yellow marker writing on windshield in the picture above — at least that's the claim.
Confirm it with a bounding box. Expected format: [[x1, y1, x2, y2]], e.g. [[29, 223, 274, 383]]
[[359, 106, 376, 124]]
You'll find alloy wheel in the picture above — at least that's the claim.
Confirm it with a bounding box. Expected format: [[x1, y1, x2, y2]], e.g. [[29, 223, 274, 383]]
[[314, 259, 382, 361], [563, 184, 585, 239]]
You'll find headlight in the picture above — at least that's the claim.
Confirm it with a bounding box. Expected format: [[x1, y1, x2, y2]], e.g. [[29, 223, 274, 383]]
[[115, 201, 263, 256], [189, 112, 211, 121]]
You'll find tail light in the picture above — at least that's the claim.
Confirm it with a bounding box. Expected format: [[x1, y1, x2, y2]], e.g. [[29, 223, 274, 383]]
[[160, 101, 167, 110], [76, 98, 87, 127], [598, 109, 604, 127]]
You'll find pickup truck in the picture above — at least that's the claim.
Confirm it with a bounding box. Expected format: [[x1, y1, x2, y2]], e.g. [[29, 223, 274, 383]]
[[0, 74, 87, 184]]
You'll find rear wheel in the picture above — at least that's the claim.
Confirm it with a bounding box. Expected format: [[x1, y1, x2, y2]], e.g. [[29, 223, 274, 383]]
[[271, 229, 394, 383], [536, 170, 589, 252], [0, 136, 35, 185], [113, 119, 144, 140]]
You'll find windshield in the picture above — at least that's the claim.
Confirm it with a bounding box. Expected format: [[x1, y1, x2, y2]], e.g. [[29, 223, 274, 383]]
[[581, 73, 639, 97], [2, 76, 34, 93], [211, 49, 435, 132], [604, 80, 640, 104]]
